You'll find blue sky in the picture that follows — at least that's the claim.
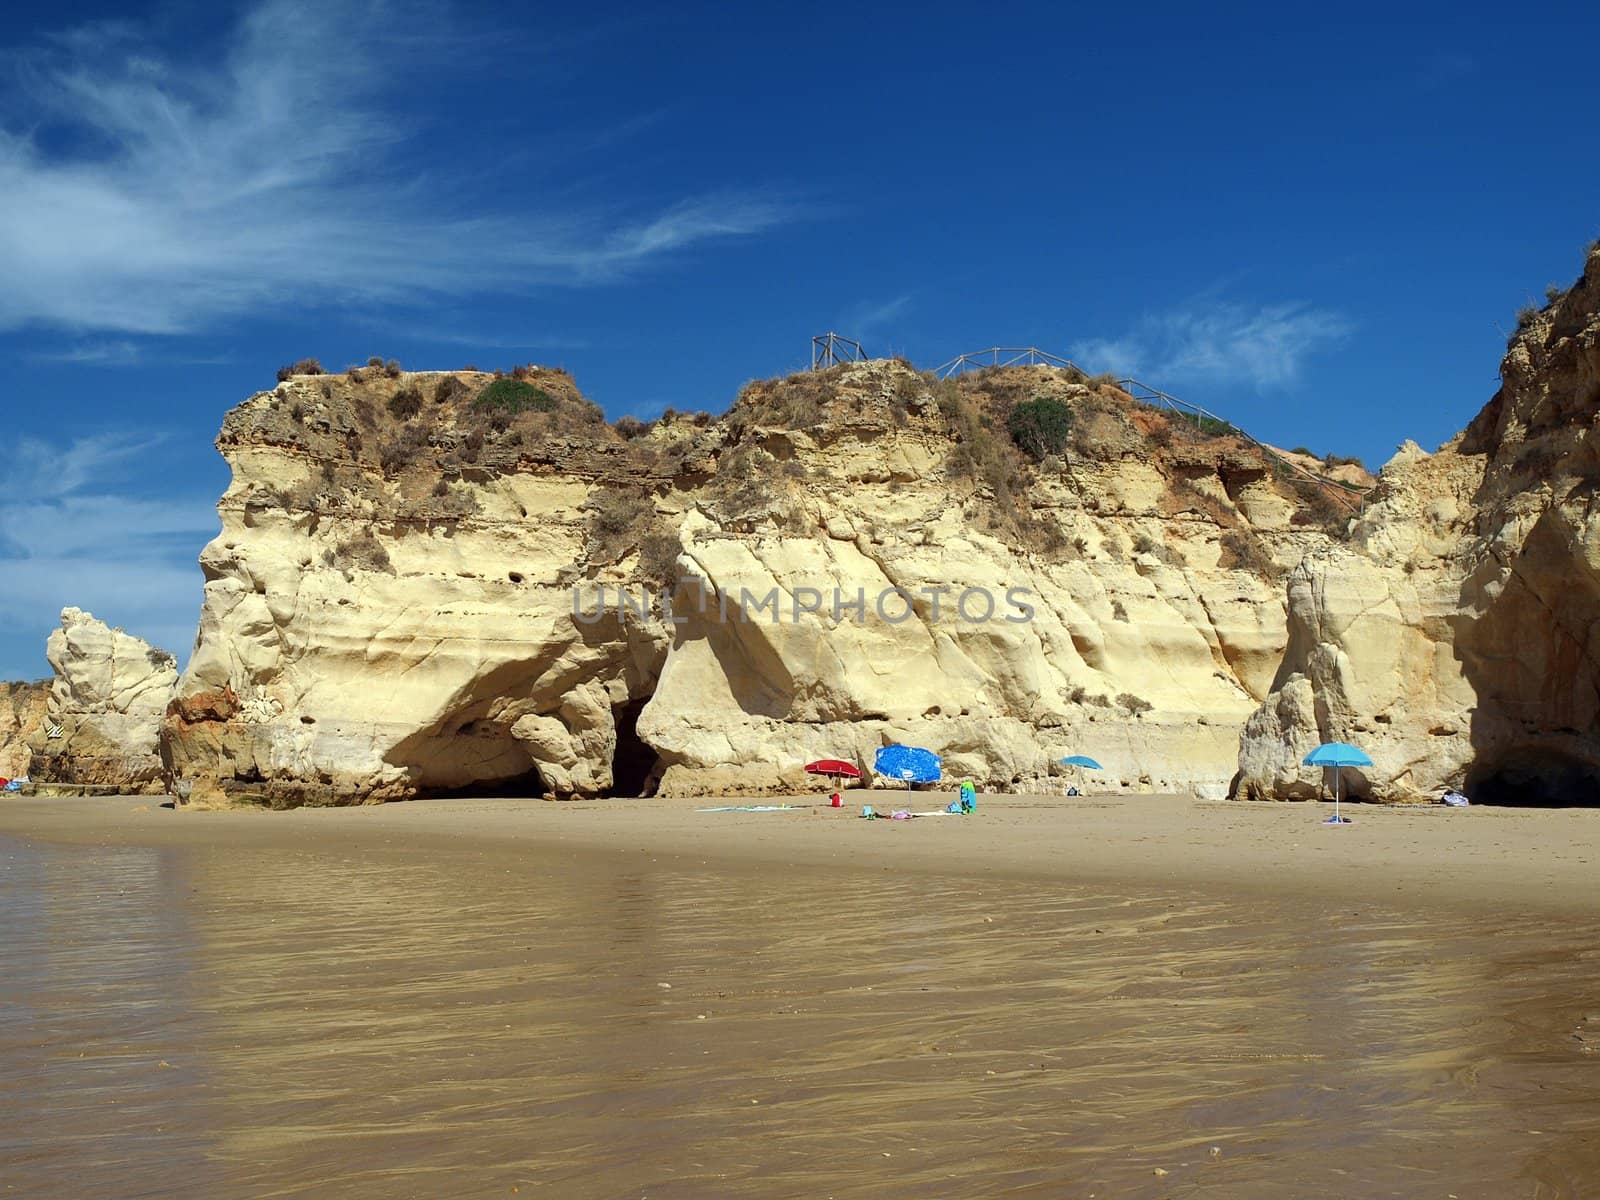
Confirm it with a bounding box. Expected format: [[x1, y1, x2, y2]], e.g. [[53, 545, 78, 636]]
[[1, 0, 1597, 679]]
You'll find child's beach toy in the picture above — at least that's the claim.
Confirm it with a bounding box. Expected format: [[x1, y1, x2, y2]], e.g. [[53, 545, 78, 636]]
[[861, 805, 875, 819]]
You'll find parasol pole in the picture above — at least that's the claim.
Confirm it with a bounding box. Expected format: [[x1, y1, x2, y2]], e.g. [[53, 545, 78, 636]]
[[1335, 767, 1342, 823]]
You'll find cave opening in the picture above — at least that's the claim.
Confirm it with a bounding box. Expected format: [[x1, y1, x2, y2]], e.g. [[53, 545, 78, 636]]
[[416, 764, 547, 800], [611, 698, 661, 797], [1464, 748, 1600, 807]]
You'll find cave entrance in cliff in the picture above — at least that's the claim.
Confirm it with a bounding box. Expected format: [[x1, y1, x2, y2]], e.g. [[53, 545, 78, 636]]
[[611, 699, 660, 798], [1465, 748, 1600, 807], [419, 764, 548, 800]]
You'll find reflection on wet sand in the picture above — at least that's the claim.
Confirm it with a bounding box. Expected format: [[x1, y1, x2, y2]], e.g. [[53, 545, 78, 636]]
[[4, 833, 1599, 1198]]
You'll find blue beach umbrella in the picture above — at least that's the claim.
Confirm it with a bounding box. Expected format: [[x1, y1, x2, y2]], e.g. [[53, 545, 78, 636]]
[[1302, 742, 1372, 824], [874, 744, 942, 789]]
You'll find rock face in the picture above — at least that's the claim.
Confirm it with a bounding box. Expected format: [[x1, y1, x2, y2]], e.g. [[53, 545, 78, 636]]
[[164, 359, 1355, 806], [162, 368, 668, 807], [0, 680, 50, 779], [27, 608, 177, 793], [1236, 245, 1600, 803]]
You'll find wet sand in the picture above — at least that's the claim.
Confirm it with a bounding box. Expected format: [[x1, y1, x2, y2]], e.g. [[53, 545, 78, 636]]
[[8, 790, 1600, 916], [5, 793, 1600, 1197]]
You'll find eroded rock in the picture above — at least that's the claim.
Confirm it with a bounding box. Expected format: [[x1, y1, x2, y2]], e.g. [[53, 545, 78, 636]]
[[1237, 247, 1600, 802], [162, 359, 1352, 805], [27, 608, 176, 793]]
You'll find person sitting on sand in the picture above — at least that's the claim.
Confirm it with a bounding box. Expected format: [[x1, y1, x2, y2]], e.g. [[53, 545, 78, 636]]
[[959, 779, 977, 813]]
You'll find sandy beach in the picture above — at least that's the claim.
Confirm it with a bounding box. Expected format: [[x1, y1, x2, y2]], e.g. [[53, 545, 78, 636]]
[[5, 793, 1600, 1198], [6, 790, 1600, 917]]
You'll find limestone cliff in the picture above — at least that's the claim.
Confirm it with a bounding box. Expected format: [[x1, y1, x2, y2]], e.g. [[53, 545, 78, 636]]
[[0, 680, 49, 779], [27, 608, 177, 793], [164, 358, 1353, 806], [1236, 244, 1600, 803]]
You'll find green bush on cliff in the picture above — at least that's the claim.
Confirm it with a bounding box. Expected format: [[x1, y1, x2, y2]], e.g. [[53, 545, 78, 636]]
[[473, 378, 556, 414], [1006, 395, 1073, 460]]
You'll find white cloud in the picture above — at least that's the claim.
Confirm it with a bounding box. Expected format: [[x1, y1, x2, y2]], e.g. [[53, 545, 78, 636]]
[[841, 294, 913, 338], [1071, 300, 1352, 389], [0, 433, 215, 668], [8, 432, 168, 499], [0, 1, 800, 335], [27, 339, 145, 365]]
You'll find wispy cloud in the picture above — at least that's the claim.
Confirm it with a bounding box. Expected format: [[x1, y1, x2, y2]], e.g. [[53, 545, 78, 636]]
[[27, 339, 147, 365], [1070, 300, 1352, 389], [0, 433, 215, 668], [0, 1, 801, 335], [350, 316, 592, 352], [26, 338, 235, 366], [840, 294, 913, 338]]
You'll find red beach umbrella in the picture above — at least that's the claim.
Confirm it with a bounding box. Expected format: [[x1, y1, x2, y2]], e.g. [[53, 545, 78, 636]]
[[804, 759, 862, 781]]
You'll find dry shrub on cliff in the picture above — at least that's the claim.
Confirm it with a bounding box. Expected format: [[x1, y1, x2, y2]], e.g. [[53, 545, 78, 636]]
[[538, 395, 608, 434], [960, 365, 1086, 413], [945, 403, 1025, 506], [891, 371, 931, 417], [638, 529, 683, 585], [322, 531, 394, 574], [585, 488, 656, 563], [1117, 692, 1154, 717], [379, 425, 430, 475], [276, 358, 324, 382], [1287, 479, 1349, 531], [433, 376, 465, 405], [615, 415, 652, 439], [1218, 529, 1280, 577], [704, 443, 789, 525], [386, 386, 423, 420], [729, 369, 842, 433]]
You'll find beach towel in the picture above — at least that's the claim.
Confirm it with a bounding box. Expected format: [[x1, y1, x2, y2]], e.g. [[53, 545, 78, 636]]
[[695, 804, 793, 813]]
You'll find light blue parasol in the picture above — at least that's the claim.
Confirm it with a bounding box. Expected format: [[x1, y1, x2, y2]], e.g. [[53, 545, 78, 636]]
[[1302, 742, 1372, 824]]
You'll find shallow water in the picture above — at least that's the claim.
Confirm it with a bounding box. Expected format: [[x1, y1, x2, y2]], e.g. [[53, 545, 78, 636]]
[[3, 832, 1600, 1198]]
